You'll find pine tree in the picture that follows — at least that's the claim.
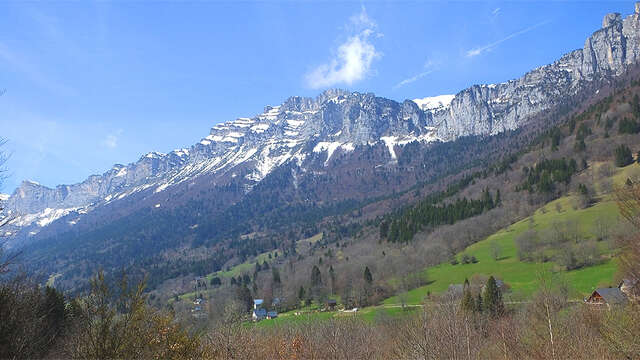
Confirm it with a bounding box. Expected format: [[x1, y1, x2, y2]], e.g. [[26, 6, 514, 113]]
[[364, 266, 373, 285], [329, 266, 336, 295], [380, 220, 389, 239], [460, 278, 474, 313], [311, 265, 322, 287], [475, 292, 483, 313], [483, 276, 504, 318], [271, 267, 281, 285], [235, 285, 253, 312]]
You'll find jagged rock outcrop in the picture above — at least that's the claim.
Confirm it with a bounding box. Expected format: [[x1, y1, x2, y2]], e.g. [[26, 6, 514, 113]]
[[429, 3, 640, 140], [3, 89, 433, 232]]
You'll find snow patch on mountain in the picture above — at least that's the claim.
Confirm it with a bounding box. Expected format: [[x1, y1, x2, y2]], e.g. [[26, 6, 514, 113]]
[[115, 167, 127, 177], [10, 206, 81, 228], [413, 95, 455, 112]]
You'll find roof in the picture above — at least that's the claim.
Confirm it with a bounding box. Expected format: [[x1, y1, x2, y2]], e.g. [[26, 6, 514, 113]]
[[253, 308, 267, 316], [594, 288, 628, 305], [327, 299, 337, 304], [254, 299, 264, 305], [267, 311, 278, 316], [620, 278, 638, 288]]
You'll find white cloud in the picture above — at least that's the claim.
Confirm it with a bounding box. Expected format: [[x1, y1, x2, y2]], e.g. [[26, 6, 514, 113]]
[[393, 60, 440, 90], [305, 6, 382, 89], [466, 20, 550, 58], [102, 129, 123, 149], [492, 7, 501, 16]]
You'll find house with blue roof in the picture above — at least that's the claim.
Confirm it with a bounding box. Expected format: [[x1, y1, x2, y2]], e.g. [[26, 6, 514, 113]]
[[253, 299, 264, 309], [252, 308, 267, 321]]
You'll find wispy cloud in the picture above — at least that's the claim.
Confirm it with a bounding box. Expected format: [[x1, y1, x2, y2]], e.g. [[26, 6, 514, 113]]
[[393, 60, 439, 90], [305, 6, 382, 89], [0, 42, 74, 96], [102, 129, 123, 149], [466, 20, 550, 58], [492, 7, 501, 16]]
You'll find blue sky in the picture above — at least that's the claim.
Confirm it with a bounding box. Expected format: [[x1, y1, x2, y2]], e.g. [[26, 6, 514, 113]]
[[0, 1, 631, 193]]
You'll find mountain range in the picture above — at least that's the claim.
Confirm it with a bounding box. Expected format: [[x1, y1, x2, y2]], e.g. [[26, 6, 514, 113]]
[[4, 5, 640, 289]]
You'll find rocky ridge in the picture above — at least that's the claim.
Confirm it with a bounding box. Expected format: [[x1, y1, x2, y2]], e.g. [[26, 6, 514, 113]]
[[430, 4, 640, 139]]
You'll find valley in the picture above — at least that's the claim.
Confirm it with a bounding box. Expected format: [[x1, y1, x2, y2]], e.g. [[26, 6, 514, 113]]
[[3, 2, 640, 359]]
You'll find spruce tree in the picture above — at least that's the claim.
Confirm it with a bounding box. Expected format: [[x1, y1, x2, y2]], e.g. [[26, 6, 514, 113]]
[[475, 292, 483, 313], [364, 266, 373, 285], [483, 276, 504, 317], [311, 265, 322, 287], [235, 285, 253, 312], [461, 278, 474, 313], [271, 267, 281, 285], [329, 266, 336, 295]]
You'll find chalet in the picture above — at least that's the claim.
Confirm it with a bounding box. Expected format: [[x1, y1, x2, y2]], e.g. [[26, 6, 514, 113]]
[[253, 299, 264, 310], [267, 311, 278, 319], [586, 287, 628, 306], [326, 299, 337, 309], [252, 308, 267, 321]]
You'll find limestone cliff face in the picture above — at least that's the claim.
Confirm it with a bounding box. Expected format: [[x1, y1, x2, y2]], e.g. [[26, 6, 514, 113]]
[[430, 3, 640, 140], [5, 90, 430, 215]]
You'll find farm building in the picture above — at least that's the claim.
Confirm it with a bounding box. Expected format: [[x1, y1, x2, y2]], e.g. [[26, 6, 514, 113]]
[[586, 287, 628, 306]]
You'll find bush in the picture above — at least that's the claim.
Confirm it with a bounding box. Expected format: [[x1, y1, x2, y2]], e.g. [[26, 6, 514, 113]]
[[0, 278, 68, 359], [64, 272, 204, 359]]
